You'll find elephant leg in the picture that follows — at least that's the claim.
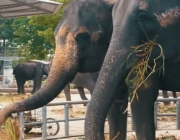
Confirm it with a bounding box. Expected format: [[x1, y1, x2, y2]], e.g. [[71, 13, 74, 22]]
[[162, 90, 170, 105], [15, 77, 25, 94], [85, 81, 96, 97], [64, 83, 72, 108], [20, 80, 25, 94], [32, 76, 42, 94], [172, 91, 177, 104], [131, 77, 159, 140], [77, 87, 88, 100], [77, 87, 88, 106], [107, 99, 128, 140], [16, 78, 21, 94]]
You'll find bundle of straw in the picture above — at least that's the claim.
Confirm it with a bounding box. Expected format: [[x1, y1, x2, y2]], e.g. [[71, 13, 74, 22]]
[[4, 117, 20, 140], [126, 40, 164, 104]]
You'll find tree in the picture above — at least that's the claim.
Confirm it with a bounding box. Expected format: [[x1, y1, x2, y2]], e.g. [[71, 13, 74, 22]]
[[12, 0, 71, 61], [29, 0, 71, 49]]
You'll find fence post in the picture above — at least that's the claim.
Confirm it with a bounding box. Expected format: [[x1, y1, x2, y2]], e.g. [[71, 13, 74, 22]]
[[154, 102, 157, 130], [64, 104, 69, 136], [19, 112, 24, 140], [176, 100, 180, 129], [42, 106, 47, 139]]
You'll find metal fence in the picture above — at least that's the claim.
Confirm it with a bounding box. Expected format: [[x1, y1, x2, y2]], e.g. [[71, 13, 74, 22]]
[[0, 75, 34, 89], [18, 98, 180, 140]]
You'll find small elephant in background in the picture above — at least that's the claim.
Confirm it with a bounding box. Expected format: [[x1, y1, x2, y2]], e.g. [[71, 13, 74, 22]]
[[13, 60, 51, 94]]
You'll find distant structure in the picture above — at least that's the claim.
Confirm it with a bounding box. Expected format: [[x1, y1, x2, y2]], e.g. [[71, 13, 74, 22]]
[[0, 0, 63, 88], [0, 38, 19, 88]]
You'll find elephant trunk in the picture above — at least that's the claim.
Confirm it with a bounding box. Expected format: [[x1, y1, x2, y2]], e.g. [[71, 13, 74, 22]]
[[0, 29, 79, 126], [85, 0, 139, 139]]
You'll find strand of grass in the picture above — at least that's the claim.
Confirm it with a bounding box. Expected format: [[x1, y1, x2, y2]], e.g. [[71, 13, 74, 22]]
[[112, 132, 120, 140], [126, 42, 164, 104]]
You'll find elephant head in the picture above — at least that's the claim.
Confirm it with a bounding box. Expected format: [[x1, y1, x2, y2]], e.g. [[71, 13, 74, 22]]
[[0, 0, 113, 125], [42, 62, 51, 76], [85, 0, 180, 139]]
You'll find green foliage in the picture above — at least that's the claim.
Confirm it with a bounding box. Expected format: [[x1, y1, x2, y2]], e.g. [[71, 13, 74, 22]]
[[12, 0, 70, 61], [0, 0, 71, 63], [11, 0, 71, 67], [28, 0, 71, 48], [0, 19, 14, 39]]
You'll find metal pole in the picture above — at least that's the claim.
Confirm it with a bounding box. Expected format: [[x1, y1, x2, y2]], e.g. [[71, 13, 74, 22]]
[[64, 104, 69, 136], [176, 100, 180, 129], [154, 102, 157, 130], [19, 112, 24, 140], [42, 106, 47, 138]]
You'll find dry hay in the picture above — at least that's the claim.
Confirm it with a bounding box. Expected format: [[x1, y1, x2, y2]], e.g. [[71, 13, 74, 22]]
[[0, 93, 30, 102], [0, 93, 22, 140], [157, 103, 176, 122], [4, 118, 20, 140], [158, 103, 176, 114], [156, 131, 179, 140], [125, 24, 165, 105]]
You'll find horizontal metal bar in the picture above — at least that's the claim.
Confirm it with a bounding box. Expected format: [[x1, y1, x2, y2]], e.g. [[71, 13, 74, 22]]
[[47, 100, 90, 106], [46, 99, 180, 106], [24, 121, 43, 126], [157, 114, 176, 116]]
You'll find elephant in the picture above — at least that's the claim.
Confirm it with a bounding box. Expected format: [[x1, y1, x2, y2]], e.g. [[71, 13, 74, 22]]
[[85, 0, 180, 140], [14, 59, 98, 103], [13, 60, 51, 94], [0, 0, 114, 136], [64, 72, 99, 106], [0, 1, 178, 140]]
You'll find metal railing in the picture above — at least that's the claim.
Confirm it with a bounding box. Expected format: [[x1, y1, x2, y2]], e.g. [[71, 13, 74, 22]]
[[18, 98, 180, 140], [0, 75, 34, 88]]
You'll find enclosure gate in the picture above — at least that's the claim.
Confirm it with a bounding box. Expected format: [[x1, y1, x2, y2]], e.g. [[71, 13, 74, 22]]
[[19, 99, 180, 140]]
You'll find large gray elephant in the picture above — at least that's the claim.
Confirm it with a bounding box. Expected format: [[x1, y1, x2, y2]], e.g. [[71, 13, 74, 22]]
[[0, 0, 115, 136], [85, 0, 180, 140], [64, 72, 99, 104], [0, 0, 177, 140], [13, 60, 51, 94]]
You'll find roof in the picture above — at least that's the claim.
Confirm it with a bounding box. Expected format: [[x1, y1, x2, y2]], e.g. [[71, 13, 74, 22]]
[[0, 0, 63, 19]]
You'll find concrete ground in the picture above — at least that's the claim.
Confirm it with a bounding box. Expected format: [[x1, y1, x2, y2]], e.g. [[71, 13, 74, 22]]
[[1, 89, 180, 140]]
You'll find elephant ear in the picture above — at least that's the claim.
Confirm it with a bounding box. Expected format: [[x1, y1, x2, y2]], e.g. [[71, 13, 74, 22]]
[[137, 10, 160, 41]]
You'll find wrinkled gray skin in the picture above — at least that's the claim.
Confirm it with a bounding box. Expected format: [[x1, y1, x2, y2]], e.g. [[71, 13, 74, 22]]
[[0, 0, 116, 139], [64, 72, 99, 106], [85, 0, 180, 140], [13, 60, 51, 94]]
